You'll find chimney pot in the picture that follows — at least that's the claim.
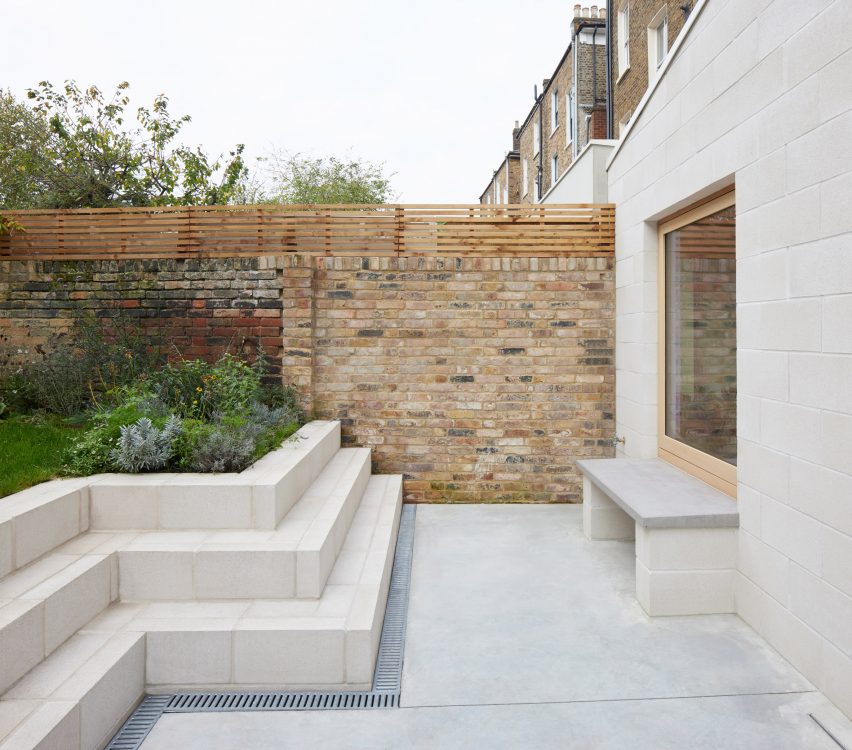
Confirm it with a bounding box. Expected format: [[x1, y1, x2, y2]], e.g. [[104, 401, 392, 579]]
[[591, 5, 598, 17], [599, 6, 606, 19], [573, 3, 581, 17], [582, 6, 590, 17]]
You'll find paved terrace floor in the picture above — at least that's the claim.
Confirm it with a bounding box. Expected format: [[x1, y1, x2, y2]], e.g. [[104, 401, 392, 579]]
[[141, 505, 852, 749]]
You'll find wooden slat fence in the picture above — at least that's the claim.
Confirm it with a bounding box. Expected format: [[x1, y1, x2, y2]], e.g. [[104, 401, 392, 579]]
[[0, 204, 615, 260]]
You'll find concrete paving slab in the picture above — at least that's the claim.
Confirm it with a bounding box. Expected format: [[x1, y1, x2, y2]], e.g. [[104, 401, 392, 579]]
[[139, 505, 850, 750], [141, 692, 842, 750]]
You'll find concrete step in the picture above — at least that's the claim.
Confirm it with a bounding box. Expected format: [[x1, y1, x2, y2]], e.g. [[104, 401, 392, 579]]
[[82, 475, 403, 692], [0, 631, 144, 750], [89, 420, 341, 531], [116, 448, 373, 600], [0, 479, 90, 579], [0, 555, 115, 694]]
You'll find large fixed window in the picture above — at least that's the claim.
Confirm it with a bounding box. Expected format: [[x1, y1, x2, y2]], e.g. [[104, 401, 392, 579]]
[[658, 191, 737, 496]]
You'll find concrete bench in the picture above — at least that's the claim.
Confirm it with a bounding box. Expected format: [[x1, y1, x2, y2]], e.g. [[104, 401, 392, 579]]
[[576, 458, 738, 616]]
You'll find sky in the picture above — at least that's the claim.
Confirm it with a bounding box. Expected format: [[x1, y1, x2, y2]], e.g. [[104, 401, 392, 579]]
[[3, 0, 585, 203]]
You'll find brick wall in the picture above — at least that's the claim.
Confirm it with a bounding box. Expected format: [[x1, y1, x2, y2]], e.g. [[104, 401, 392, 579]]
[[611, 1, 689, 133], [309, 256, 615, 503], [0, 258, 284, 374], [0, 253, 615, 504]]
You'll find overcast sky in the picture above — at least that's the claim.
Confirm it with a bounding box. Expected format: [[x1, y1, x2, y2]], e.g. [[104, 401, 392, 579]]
[[3, 0, 585, 203]]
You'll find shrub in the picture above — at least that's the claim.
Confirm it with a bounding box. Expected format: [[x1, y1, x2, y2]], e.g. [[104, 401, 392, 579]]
[[110, 415, 182, 473]]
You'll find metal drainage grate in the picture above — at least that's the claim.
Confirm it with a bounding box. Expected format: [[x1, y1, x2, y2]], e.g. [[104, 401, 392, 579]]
[[106, 504, 415, 749]]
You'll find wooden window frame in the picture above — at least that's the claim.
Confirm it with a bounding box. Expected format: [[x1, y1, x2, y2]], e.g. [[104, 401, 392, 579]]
[[657, 190, 737, 497]]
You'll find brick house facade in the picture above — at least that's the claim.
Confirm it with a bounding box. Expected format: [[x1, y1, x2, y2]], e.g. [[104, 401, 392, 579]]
[[479, 2, 693, 202], [480, 8, 607, 204], [610, 1, 691, 134]]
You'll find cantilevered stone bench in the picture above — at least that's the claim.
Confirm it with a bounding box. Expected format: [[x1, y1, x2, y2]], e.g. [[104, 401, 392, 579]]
[[576, 458, 738, 616]]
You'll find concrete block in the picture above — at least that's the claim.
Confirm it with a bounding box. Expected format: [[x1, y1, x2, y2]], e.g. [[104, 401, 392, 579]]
[[737, 529, 790, 605], [636, 560, 734, 616], [0, 702, 79, 750], [118, 550, 194, 600], [22, 555, 112, 656], [146, 629, 232, 686], [789, 563, 852, 655], [823, 294, 852, 354], [582, 477, 635, 541], [0, 599, 45, 693], [89, 477, 161, 530], [157, 477, 253, 530], [53, 632, 145, 750], [821, 639, 852, 720], [193, 549, 296, 599], [13, 488, 83, 569], [636, 527, 737, 571], [234, 621, 346, 686], [822, 526, 852, 598], [761, 496, 823, 576], [0, 519, 12, 579]]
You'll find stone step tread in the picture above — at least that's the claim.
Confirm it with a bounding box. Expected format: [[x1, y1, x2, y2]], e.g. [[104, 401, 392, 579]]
[[0, 631, 144, 749], [80, 475, 403, 633]]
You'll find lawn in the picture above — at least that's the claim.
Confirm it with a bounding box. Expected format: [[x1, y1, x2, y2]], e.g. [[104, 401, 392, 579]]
[[0, 415, 81, 498]]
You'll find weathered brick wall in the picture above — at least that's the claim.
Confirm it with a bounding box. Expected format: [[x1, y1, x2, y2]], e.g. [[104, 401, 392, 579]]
[[308, 256, 615, 503], [0, 253, 615, 503], [0, 258, 284, 373]]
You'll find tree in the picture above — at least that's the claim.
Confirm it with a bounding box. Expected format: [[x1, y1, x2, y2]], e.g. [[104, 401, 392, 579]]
[[0, 82, 249, 209], [261, 150, 396, 204]]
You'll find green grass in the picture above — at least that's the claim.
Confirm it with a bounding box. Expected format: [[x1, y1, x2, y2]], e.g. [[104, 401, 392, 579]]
[[0, 415, 81, 498]]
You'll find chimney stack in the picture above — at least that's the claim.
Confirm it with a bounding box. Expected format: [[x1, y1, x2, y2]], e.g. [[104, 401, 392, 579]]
[[512, 121, 521, 151]]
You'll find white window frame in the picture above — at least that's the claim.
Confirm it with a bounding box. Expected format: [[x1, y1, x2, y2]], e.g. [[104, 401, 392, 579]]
[[647, 7, 668, 82], [551, 90, 559, 133], [551, 155, 559, 187], [617, 5, 630, 79], [522, 159, 529, 197], [533, 122, 541, 156]]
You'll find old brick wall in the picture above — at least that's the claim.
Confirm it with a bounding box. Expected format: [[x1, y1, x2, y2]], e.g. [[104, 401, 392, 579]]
[[1, 253, 615, 503], [307, 256, 615, 503], [0, 258, 284, 372]]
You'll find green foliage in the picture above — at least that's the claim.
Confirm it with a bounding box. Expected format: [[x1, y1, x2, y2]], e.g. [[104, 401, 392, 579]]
[[111, 415, 182, 473], [0, 82, 249, 209], [2, 314, 163, 417], [0, 414, 80, 498], [261, 151, 396, 204]]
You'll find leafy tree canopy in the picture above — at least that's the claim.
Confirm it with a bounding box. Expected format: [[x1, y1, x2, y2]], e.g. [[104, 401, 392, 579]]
[[259, 150, 396, 204], [0, 81, 248, 209]]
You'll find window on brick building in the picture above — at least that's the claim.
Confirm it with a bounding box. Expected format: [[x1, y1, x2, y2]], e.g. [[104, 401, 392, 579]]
[[551, 90, 559, 133], [522, 159, 529, 197], [658, 191, 737, 496], [617, 5, 630, 77], [533, 122, 541, 155], [648, 8, 669, 80], [551, 155, 559, 187]]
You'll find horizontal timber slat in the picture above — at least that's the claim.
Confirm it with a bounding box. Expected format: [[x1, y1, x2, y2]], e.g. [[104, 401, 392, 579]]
[[0, 203, 615, 259]]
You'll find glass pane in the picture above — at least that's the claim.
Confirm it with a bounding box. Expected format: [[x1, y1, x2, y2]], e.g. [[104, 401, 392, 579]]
[[665, 205, 736, 465]]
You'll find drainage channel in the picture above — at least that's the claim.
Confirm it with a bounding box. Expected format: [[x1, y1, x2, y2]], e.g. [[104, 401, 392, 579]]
[[107, 503, 416, 750]]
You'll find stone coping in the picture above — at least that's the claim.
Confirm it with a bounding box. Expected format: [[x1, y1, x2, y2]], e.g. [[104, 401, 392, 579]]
[[576, 458, 739, 529]]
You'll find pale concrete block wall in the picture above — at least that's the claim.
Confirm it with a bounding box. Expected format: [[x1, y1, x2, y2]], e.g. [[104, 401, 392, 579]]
[[606, 0, 852, 717]]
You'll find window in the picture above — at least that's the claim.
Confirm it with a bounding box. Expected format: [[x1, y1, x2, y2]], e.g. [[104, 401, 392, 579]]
[[566, 91, 574, 146], [551, 155, 559, 187], [551, 90, 559, 133], [522, 159, 529, 196], [533, 122, 541, 155], [533, 169, 540, 202], [647, 8, 668, 80], [485, 193, 491, 204], [658, 191, 737, 496], [617, 5, 630, 77]]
